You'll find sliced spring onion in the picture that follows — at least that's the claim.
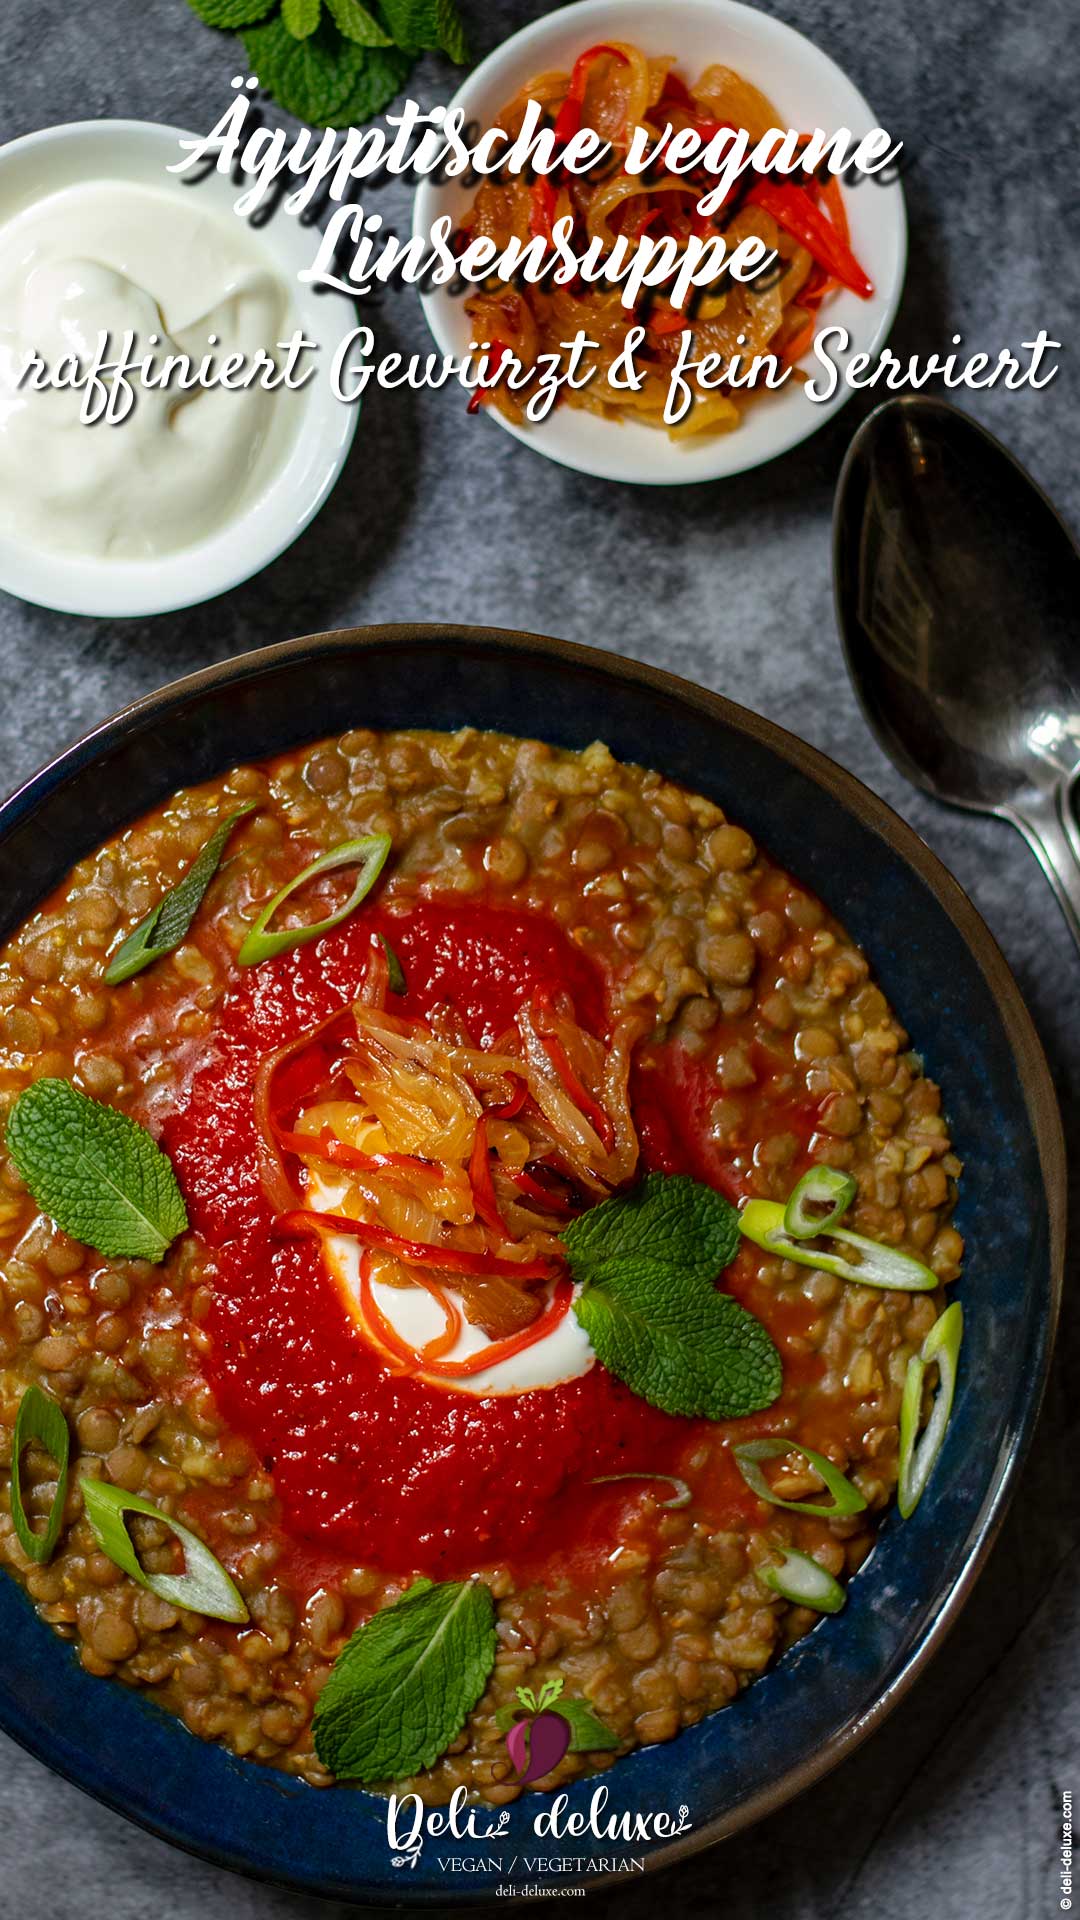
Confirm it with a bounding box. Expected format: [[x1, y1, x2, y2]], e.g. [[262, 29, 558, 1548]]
[[237, 835, 391, 967], [81, 1479, 249, 1623], [733, 1438, 867, 1517], [739, 1198, 937, 1292], [379, 934, 407, 994], [757, 1546, 846, 1614], [10, 1384, 70, 1564], [898, 1301, 963, 1517], [783, 1165, 857, 1239], [587, 1473, 692, 1510]]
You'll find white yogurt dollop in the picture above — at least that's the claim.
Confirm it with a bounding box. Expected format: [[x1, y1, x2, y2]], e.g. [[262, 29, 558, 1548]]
[[309, 1172, 597, 1398], [0, 181, 295, 560]]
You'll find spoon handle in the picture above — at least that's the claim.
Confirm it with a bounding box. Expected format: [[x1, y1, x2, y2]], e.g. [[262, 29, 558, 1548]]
[[1011, 787, 1080, 953]]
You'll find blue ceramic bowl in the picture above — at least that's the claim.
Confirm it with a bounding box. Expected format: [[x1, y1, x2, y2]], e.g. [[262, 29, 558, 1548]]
[[0, 628, 1064, 1902]]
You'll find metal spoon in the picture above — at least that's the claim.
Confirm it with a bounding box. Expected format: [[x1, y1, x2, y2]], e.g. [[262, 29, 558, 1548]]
[[833, 395, 1080, 950]]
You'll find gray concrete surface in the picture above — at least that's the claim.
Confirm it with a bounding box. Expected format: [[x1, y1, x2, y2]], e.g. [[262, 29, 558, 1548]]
[[0, 1, 1077, 1915]]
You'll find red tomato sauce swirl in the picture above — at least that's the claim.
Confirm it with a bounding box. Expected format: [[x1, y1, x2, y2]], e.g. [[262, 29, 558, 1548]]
[[163, 899, 820, 1585]]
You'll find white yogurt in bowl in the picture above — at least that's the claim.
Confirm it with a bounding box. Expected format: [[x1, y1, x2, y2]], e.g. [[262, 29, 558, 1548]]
[[0, 182, 296, 561], [0, 121, 359, 615]]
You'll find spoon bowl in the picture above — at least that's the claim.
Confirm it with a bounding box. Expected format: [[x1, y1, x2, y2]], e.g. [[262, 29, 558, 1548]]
[[834, 395, 1080, 946]]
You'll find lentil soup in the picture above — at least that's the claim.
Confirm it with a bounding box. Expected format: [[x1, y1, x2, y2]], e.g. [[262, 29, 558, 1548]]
[[0, 726, 963, 1803]]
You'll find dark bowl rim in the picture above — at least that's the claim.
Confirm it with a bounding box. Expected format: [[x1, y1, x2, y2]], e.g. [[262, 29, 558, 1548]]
[[0, 622, 1066, 1896]]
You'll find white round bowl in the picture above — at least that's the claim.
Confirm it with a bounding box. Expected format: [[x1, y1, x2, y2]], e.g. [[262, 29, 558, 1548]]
[[415, 0, 907, 485], [0, 119, 359, 617]]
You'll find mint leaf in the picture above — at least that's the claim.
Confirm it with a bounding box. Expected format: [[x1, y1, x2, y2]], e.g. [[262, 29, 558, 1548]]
[[6, 1079, 188, 1264], [326, 0, 392, 44], [242, 17, 409, 125], [187, 0, 278, 26], [558, 1698, 620, 1753], [242, 15, 369, 123], [313, 1577, 497, 1780], [565, 1173, 781, 1420], [282, 0, 321, 37], [326, 40, 411, 125], [434, 0, 469, 64], [564, 1172, 741, 1285], [379, 0, 469, 60], [573, 1273, 779, 1420], [104, 804, 256, 986]]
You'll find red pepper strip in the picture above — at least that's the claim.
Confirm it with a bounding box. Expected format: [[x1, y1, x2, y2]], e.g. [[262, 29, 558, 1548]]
[[317, 1135, 438, 1178], [649, 302, 692, 336], [664, 112, 725, 148], [656, 75, 725, 144], [501, 1165, 576, 1218], [820, 174, 852, 246], [540, 1025, 615, 1151], [356, 1253, 471, 1370], [469, 1116, 506, 1234], [274, 1126, 450, 1194], [617, 200, 660, 241], [532, 989, 616, 1152], [529, 176, 558, 242], [354, 1251, 418, 1375], [744, 178, 873, 299], [487, 1076, 527, 1120], [780, 308, 826, 368], [277, 1208, 559, 1283], [663, 119, 723, 154], [414, 1272, 463, 1361], [778, 260, 834, 367], [421, 1277, 573, 1380], [552, 43, 628, 149], [780, 277, 836, 367], [663, 203, 695, 243], [657, 73, 695, 110], [253, 1002, 361, 1214], [467, 340, 509, 415], [357, 1254, 573, 1380]]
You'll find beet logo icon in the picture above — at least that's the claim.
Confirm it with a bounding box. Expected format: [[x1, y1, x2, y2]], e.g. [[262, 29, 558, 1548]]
[[498, 1674, 619, 1783], [503, 1677, 574, 1784]]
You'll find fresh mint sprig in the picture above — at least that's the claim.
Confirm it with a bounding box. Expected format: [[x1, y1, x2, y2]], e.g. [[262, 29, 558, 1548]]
[[188, 0, 277, 24], [326, 0, 392, 45], [5, 1078, 188, 1264], [313, 1576, 496, 1780], [564, 1173, 783, 1421], [185, 0, 470, 129]]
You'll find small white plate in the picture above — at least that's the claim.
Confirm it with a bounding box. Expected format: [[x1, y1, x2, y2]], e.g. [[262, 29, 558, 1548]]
[[415, 0, 907, 484], [0, 119, 359, 617]]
